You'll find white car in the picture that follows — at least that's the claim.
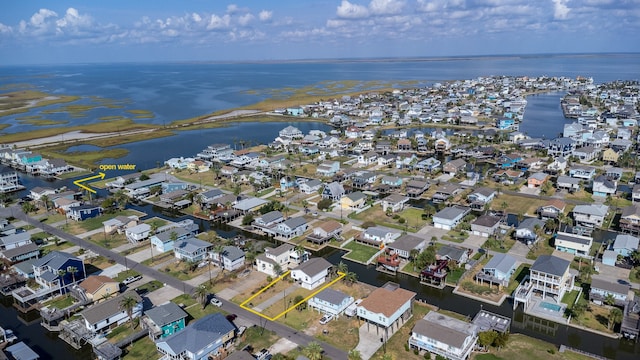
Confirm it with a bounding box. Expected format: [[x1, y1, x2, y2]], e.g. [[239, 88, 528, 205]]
[[319, 314, 334, 325], [121, 275, 142, 285], [210, 298, 223, 307]]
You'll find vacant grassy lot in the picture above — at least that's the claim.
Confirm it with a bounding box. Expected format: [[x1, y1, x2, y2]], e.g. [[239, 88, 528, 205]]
[[342, 241, 381, 263], [491, 194, 547, 216], [60, 209, 142, 235], [122, 336, 157, 360], [351, 205, 427, 232]]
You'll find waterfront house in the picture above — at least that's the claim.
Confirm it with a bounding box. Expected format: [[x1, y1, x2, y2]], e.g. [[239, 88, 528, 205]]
[[274, 217, 308, 240], [432, 206, 470, 230], [386, 234, 426, 260], [471, 215, 501, 238], [631, 185, 640, 203], [496, 153, 522, 169], [546, 137, 576, 158], [381, 193, 409, 213], [592, 175, 617, 197], [405, 179, 430, 198], [66, 205, 103, 221], [466, 187, 497, 209], [173, 237, 212, 263], [340, 191, 367, 210], [356, 226, 402, 247], [29, 186, 56, 201], [155, 313, 235, 360], [409, 311, 478, 360], [290, 257, 332, 290], [308, 288, 354, 318], [102, 215, 139, 235], [620, 204, 640, 234], [432, 183, 463, 202], [211, 246, 245, 271], [0, 169, 20, 193], [589, 277, 630, 307], [477, 253, 517, 287], [357, 151, 378, 166], [514, 218, 545, 245], [436, 245, 469, 265], [299, 179, 323, 194], [233, 197, 268, 214], [538, 199, 566, 219], [307, 220, 342, 245], [79, 291, 143, 334], [1, 243, 40, 263], [143, 302, 188, 340], [611, 234, 640, 257], [554, 231, 593, 257], [357, 282, 416, 335], [322, 181, 345, 200], [529, 255, 574, 302], [604, 167, 623, 181], [255, 243, 298, 277], [124, 223, 151, 243], [78, 275, 119, 303], [443, 159, 467, 175], [252, 210, 285, 235], [573, 204, 609, 228], [415, 157, 441, 173], [381, 175, 403, 188], [573, 146, 600, 163]]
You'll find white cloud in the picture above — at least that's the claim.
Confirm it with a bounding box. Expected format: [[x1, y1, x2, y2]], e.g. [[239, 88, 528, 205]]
[[337, 1, 370, 19], [226, 4, 240, 14], [30, 8, 57, 27], [369, 0, 405, 15], [207, 14, 231, 30], [238, 13, 255, 26], [0, 23, 12, 34], [552, 0, 571, 19], [259, 10, 273, 21], [55, 8, 92, 29], [192, 13, 202, 23]]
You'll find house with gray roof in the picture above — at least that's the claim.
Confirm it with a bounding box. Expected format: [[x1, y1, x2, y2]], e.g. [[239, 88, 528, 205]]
[[529, 255, 574, 302], [80, 291, 142, 334], [143, 302, 188, 339], [290, 257, 332, 290], [322, 181, 345, 200], [573, 204, 609, 228], [592, 175, 617, 197], [274, 216, 308, 239], [233, 197, 268, 213], [356, 226, 402, 246], [471, 215, 501, 238], [1, 242, 40, 263], [0, 232, 31, 250], [155, 312, 236, 360], [299, 179, 323, 194], [589, 277, 630, 307], [554, 231, 593, 257], [252, 210, 284, 235], [611, 234, 639, 257], [308, 288, 354, 318], [173, 237, 213, 262], [433, 206, 470, 230], [409, 311, 478, 360], [436, 245, 469, 265], [514, 218, 545, 244], [386, 234, 426, 259], [381, 193, 410, 213], [211, 245, 245, 271], [477, 253, 517, 287]]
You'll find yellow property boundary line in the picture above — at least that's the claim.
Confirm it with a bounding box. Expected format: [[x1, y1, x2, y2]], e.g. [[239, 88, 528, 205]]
[[240, 270, 346, 321]]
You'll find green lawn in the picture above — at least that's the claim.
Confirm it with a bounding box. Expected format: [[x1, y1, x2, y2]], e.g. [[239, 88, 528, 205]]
[[342, 241, 381, 263], [506, 264, 530, 294], [442, 230, 468, 243], [526, 237, 555, 260], [43, 295, 75, 309], [562, 289, 580, 307], [482, 236, 516, 253], [122, 336, 158, 360], [446, 267, 466, 285], [235, 326, 279, 354]]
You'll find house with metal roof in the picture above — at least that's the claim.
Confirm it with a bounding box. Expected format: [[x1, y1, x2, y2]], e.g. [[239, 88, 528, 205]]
[[290, 257, 332, 290], [79, 291, 143, 334], [554, 231, 593, 258], [476, 253, 517, 288], [252, 210, 285, 235], [173, 237, 213, 263], [573, 204, 609, 228], [409, 311, 478, 360], [611, 234, 639, 257], [5, 341, 40, 360], [143, 302, 188, 339], [274, 216, 308, 240], [433, 206, 470, 230], [211, 246, 245, 271], [530, 255, 574, 302], [355, 226, 402, 247], [386, 234, 426, 259], [155, 312, 236, 360], [308, 288, 354, 318], [232, 197, 268, 213], [589, 277, 630, 307], [436, 245, 469, 265], [471, 215, 502, 238]]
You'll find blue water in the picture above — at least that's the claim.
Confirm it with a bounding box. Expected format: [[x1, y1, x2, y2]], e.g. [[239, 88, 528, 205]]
[[1, 54, 639, 133]]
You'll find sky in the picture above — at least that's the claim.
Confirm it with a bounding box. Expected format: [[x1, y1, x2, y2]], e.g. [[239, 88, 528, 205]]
[[0, 0, 639, 65]]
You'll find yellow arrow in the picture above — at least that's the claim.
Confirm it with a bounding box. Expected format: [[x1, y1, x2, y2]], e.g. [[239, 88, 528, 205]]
[[73, 172, 106, 194]]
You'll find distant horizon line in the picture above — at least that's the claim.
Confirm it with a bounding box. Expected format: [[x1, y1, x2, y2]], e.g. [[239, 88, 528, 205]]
[[2, 51, 639, 67]]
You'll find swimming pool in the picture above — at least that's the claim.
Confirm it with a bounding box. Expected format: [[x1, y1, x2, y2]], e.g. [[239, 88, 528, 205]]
[[540, 301, 562, 312]]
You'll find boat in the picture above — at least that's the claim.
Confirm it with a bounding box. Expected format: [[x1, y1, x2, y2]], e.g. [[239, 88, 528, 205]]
[[0, 327, 18, 344]]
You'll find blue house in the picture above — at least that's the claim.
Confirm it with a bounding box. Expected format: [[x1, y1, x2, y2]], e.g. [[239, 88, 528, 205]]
[[611, 234, 639, 257], [280, 176, 297, 191], [155, 313, 236, 360], [308, 288, 354, 318], [480, 253, 517, 285], [380, 175, 403, 188], [150, 226, 193, 253], [19, 153, 43, 165], [67, 205, 103, 221], [496, 154, 522, 169], [162, 182, 189, 193], [496, 118, 517, 130], [144, 302, 188, 339]]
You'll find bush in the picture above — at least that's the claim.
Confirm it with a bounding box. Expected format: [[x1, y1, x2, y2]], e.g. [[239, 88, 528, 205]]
[[317, 198, 333, 210], [398, 217, 406, 224], [404, 343, 410, 352], [361, 221, 376, 229]]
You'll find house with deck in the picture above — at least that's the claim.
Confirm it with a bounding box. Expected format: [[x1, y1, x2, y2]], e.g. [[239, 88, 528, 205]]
[[274, 217, 308, 240], [620, 204, 640, 235], [66, 205, 103, 221], [307, 220, 342, 245], [433, 206, 470, 230], [308, 288, 354, 318], [255, 243, 301, 276], [386, 234, 426, 259], [573, 204, 609, 228], [514, 218, 545, 245], [381, 193, 409, 213], [589, 277, 630, 307], [355, 226, 402, 247], [538, 199, 566, 219], [554, 231, 593, 258], [143, 301, 188, 340], [357, 282, 416, 337], [79, 291, 143, 334], [78, 275, 119, 303], [290, 257, 332, 290], [476, 253, 517, 288], [611, 234, 640, 257], [173, 237, 213, 263], [409, 311, 478, 360]]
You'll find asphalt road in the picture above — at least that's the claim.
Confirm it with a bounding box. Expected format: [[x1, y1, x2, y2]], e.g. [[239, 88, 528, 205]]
[[2, 205, 347, 360]]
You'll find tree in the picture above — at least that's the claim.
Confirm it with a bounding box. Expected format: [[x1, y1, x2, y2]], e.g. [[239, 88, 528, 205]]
[[101, 197, 117, 213], [114, 189, 129, 210], [302, 341, 323, 360], [213, 244, 225, 271], [344, 271, 358, 286], [604, 293, 616, 306], [293, 294, 306, 311], [193, 285, 208, 310], [242, 214, 254, 225], [422, 204, 436, 220], [317, 198, 333, 210], [478, 330, 498, 348], [493, 332, 509, 349], [608, 307, 623, 330], [22, 201, 37, 214], [139, 173, 150, 181], [416, 246, 437, 269], [337, 261, 348, 275], [119, 295, 138, 328], [348, 349, 362, 360], [273, 263, 283, 276], [570, 299, 588, 319], [66, 266, 79, 284], [40, 194, 50, 213]]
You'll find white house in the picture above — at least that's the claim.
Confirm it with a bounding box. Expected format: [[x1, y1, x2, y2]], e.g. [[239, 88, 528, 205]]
[[357, 282, 416, 334], [589, 277, 630, 307], [124, 223, 151, 243], [255, 243, 300, 276], [308, 288, 354, 318], [211, 246, 246, 271], [290, 257, 332, 290], [433, 206, 470, 230], [409, 311, 478, 360], [79, 291, 143, 334], [573, 204, 609, 228], [554, 231, 593, 257]]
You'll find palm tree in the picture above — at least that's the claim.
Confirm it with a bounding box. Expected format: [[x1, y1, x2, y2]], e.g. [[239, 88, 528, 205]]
[[119, 295, 138, 328], [66, 266, 79, 284], [302, 341, 323, 360], [294, 244, 306, 263], [348, 349, 362, 360], [344, 271, 358, 286], [273, 263, 283, 276], [337, 261, 348, 275], [114, 189, 128, 210], [608, 307, 623, 330], [194, 285, 208, 309], [41, 194, 50, 213], [22, 201, 37, 214]]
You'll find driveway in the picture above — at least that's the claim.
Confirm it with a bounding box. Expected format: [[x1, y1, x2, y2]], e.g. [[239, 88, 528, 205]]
[[146, 285, 185, 306], [354, 323, 384, 360]]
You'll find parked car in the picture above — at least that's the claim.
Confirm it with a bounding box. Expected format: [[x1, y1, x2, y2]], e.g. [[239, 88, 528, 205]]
[[319, 314, 334, 325], [121, 275, 142, 285], [254, 349, 270, 360], [210, 298, 223, 307]]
